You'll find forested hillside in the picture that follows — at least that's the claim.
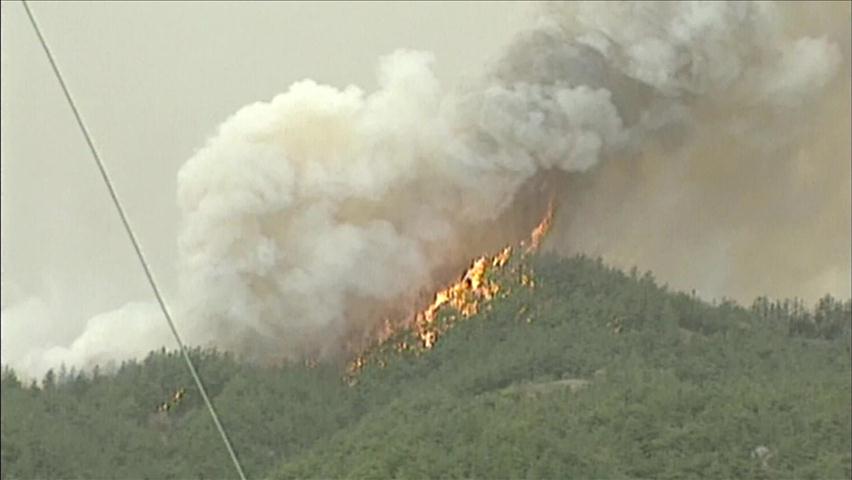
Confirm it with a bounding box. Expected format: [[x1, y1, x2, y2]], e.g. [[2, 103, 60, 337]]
[[2, 254, 850, 479]]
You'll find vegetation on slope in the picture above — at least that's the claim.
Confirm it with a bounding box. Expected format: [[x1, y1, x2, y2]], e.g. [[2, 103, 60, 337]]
[[2, 254, 850, 479]]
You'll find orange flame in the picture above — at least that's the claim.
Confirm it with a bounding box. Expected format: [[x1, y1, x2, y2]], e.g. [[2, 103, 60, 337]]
[[347, 197, 556, 378], [526, 197, 555, 254], [411, 245, 511, 350]]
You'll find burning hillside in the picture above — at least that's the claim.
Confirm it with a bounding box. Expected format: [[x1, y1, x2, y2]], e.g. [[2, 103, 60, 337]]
[[346, 199, 555, 380], [11, 2, 844, 379], [165, 1, 846, 369]]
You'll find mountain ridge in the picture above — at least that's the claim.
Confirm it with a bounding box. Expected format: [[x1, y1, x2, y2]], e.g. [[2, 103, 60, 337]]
[[2, 254, 850, 479]]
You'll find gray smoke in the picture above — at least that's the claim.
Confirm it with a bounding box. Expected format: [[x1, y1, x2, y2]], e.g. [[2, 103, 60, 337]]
[[3, 1, 848, 377], [174, 1, 848, 361], [545, 2, 851, 302]]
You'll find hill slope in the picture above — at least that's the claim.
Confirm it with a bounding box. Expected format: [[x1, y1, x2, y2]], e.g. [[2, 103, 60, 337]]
[[2, 254, 850, 479]]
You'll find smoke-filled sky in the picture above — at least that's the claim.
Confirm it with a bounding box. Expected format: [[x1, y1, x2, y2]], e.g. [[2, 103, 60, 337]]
[[2, 1, 850, 379], [1, 1, 530, 377]]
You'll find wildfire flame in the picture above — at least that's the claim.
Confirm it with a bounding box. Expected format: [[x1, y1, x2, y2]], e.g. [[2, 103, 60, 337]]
[[347, 197, 556, 379], [526, 197, 555, 254], [412, 245, 513, 349]]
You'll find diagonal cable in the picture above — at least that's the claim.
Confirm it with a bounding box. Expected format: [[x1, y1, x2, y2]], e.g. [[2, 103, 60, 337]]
[[19, 2, 248, 478]]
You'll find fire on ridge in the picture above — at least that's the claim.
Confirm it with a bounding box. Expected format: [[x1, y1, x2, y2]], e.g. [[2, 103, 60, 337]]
[[347, 197, 556, 381]]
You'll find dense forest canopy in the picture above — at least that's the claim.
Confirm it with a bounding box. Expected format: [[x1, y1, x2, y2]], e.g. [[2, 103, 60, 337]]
[[2, 254, 850, 479]]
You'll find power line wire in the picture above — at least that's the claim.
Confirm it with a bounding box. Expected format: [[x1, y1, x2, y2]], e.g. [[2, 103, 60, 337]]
[[19, 2, 248, 478]]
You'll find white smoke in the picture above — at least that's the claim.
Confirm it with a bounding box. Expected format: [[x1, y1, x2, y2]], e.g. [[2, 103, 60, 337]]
[[2, 1, 848, 377], [171, 54, 632, 358], [1, 295, 169, 379], [173, 1, 846, 359]]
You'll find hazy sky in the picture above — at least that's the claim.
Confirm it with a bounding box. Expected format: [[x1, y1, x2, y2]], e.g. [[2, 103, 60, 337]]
[[1, 1, 529, 341]]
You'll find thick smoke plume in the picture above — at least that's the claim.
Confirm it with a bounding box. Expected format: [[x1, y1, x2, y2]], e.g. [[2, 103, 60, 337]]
[[547, 2, 851, 302], [174, 1, 849, 361], [3, 2, 849, 377]]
